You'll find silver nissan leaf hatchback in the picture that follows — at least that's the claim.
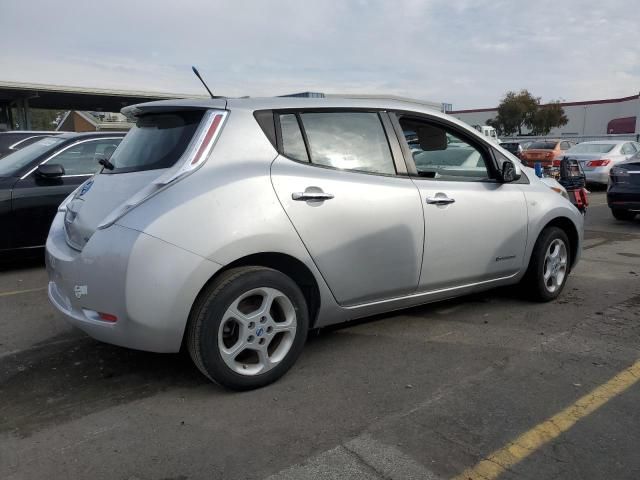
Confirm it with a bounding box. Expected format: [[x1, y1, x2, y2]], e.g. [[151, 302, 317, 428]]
[[46, 97, 583, 390]]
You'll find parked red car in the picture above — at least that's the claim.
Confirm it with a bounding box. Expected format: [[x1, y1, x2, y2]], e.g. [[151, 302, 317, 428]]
[[520, 140, 575, 167]]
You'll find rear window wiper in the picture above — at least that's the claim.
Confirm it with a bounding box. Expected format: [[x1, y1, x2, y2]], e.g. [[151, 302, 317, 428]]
[[97, 155, 114, 170]]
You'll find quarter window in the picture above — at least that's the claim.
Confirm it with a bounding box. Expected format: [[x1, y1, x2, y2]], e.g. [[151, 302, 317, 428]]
[[298, 112, 395, 175], [399, 118, 490, 181], [279, 114, 308, 162], [50, 138, 122, 175]]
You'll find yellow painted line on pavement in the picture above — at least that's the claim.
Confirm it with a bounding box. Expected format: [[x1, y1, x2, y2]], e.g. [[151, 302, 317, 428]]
[[0, 286, 47, 297], [453, 359, 640, 480]]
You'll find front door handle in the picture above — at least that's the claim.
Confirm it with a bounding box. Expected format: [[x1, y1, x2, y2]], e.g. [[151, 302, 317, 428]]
[[426, 196, 455, 205], [292, 191, 334, 201]]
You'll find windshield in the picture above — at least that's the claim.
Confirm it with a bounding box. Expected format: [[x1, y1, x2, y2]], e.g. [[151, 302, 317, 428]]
[[107, 111, 203, 174], [567, 143, 615, 154], [529, 141, 558, 150], [0, 137, 65, 176]]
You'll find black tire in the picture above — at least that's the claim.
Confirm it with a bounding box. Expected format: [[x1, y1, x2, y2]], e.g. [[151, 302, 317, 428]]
[[522, 227, 571, 302], [186, 266, 309, 390], [611, 208, 636, 221]]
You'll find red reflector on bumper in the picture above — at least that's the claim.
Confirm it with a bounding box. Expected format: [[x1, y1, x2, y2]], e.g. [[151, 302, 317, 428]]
[[98, 312, 118, 323]]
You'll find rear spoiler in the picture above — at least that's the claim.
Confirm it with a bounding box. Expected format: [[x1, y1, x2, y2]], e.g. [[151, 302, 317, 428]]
[[121, 98, 227, 120]]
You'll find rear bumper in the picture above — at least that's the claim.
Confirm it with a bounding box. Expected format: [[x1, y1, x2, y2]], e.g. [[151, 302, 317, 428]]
[[46, 213, 222, 352], [607, 186, 640, 211], [583, 168, 609, 185]]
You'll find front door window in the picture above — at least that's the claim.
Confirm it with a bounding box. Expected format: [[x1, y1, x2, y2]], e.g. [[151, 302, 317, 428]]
[[400, 118, 491, 182]]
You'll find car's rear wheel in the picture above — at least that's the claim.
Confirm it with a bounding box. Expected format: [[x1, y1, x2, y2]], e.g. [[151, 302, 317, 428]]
[[187, 266, 309, 390], [611, 208, 636, 221], [522, 227, 570, 302]]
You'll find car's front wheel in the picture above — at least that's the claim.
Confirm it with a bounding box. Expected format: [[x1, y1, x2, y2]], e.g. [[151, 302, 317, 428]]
[[187, 266, 309, 390], [611, 208, 636, 221], [523, 227, 571, 302]]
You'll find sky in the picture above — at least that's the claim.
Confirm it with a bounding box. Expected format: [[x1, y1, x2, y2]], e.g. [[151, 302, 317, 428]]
[[1, 0, 639, 109]]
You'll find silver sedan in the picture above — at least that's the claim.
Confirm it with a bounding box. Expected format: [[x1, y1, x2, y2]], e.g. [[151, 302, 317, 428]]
[[46, 97, 583, 390], [564, 140, 640, 185]]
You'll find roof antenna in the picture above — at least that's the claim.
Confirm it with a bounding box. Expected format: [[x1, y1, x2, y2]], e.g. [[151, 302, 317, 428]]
[[192, 65, 215, 99]]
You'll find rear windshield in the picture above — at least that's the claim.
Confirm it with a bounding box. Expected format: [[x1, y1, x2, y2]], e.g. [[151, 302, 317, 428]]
[[0, 137, 65, 177], [528, 141, 558, 150], [107, 111, 203, 174], [567, 143, 615, 154]]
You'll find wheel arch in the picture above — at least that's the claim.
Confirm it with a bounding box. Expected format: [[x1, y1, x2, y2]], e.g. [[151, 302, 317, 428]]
[[188, 252, 322, 333], [539, 216, 580, 270]]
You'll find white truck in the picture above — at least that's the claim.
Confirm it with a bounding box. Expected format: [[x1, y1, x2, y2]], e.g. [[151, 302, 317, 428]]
[[473, 125, 501, 144]]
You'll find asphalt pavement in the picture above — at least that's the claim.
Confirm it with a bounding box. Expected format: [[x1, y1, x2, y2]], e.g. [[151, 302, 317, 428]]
[[1, 191, 639, 480]]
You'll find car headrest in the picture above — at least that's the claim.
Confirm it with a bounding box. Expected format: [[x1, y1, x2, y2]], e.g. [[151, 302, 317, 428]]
[[103, 145, 117, 159], [417, 124, 447, 151]]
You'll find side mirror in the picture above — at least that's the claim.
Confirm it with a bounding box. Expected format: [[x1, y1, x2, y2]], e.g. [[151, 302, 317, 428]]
[[36, 164, 65, 178], [499, 159, 521, 183]]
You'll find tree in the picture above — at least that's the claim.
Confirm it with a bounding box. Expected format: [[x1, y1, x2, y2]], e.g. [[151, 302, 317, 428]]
[[10, 108, 63, 130], [487, 90, 538, 136], [486, 90, 567, 137], [527, 101, 568, 136], [30, 109, 63, 130]]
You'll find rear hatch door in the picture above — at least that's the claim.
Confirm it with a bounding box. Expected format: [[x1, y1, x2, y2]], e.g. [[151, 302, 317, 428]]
[[619, 159, 640, 185], [64, 108, 222, 250]]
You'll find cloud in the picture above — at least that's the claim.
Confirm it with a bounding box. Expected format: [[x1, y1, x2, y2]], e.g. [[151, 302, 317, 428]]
[[0, 0, 638, 109]]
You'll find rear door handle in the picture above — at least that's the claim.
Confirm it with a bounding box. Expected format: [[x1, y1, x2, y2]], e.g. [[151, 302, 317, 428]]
[[426, 196, 455, 205], [292, 191, 334, 201]]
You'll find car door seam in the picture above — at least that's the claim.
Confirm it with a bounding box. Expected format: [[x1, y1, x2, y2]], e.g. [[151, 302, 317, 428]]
[[409, 176, 427, 291], [268, 154, 342, 305]]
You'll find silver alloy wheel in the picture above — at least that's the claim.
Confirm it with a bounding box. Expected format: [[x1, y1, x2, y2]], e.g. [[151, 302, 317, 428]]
[[543, 238, 568, 293], [218, 287, 297, 376]]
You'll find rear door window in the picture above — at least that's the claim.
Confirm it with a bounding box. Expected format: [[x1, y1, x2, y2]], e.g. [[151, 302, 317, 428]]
[[297, 112, 395, 175], [108, 111, 203, 174], [0, 137, 65, 177]]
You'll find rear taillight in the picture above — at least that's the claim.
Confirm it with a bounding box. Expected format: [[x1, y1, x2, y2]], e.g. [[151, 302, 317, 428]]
[[191, 114, 224, 166], [587, 159, 611, 167], [610, 166, 629, 177], [610, 166, 630, 183]]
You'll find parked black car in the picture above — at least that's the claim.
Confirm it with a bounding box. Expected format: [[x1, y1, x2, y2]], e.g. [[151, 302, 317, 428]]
[[607, 153, 640, 221], [0, 132, 124, 252], [0, 131, 63, 159]]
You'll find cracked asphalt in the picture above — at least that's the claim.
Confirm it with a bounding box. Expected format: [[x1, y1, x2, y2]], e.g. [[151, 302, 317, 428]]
[[1, 191, 639, 480]]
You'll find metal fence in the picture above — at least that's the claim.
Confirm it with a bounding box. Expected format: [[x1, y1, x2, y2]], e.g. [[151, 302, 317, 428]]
[[502, 133, 640, 143]]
